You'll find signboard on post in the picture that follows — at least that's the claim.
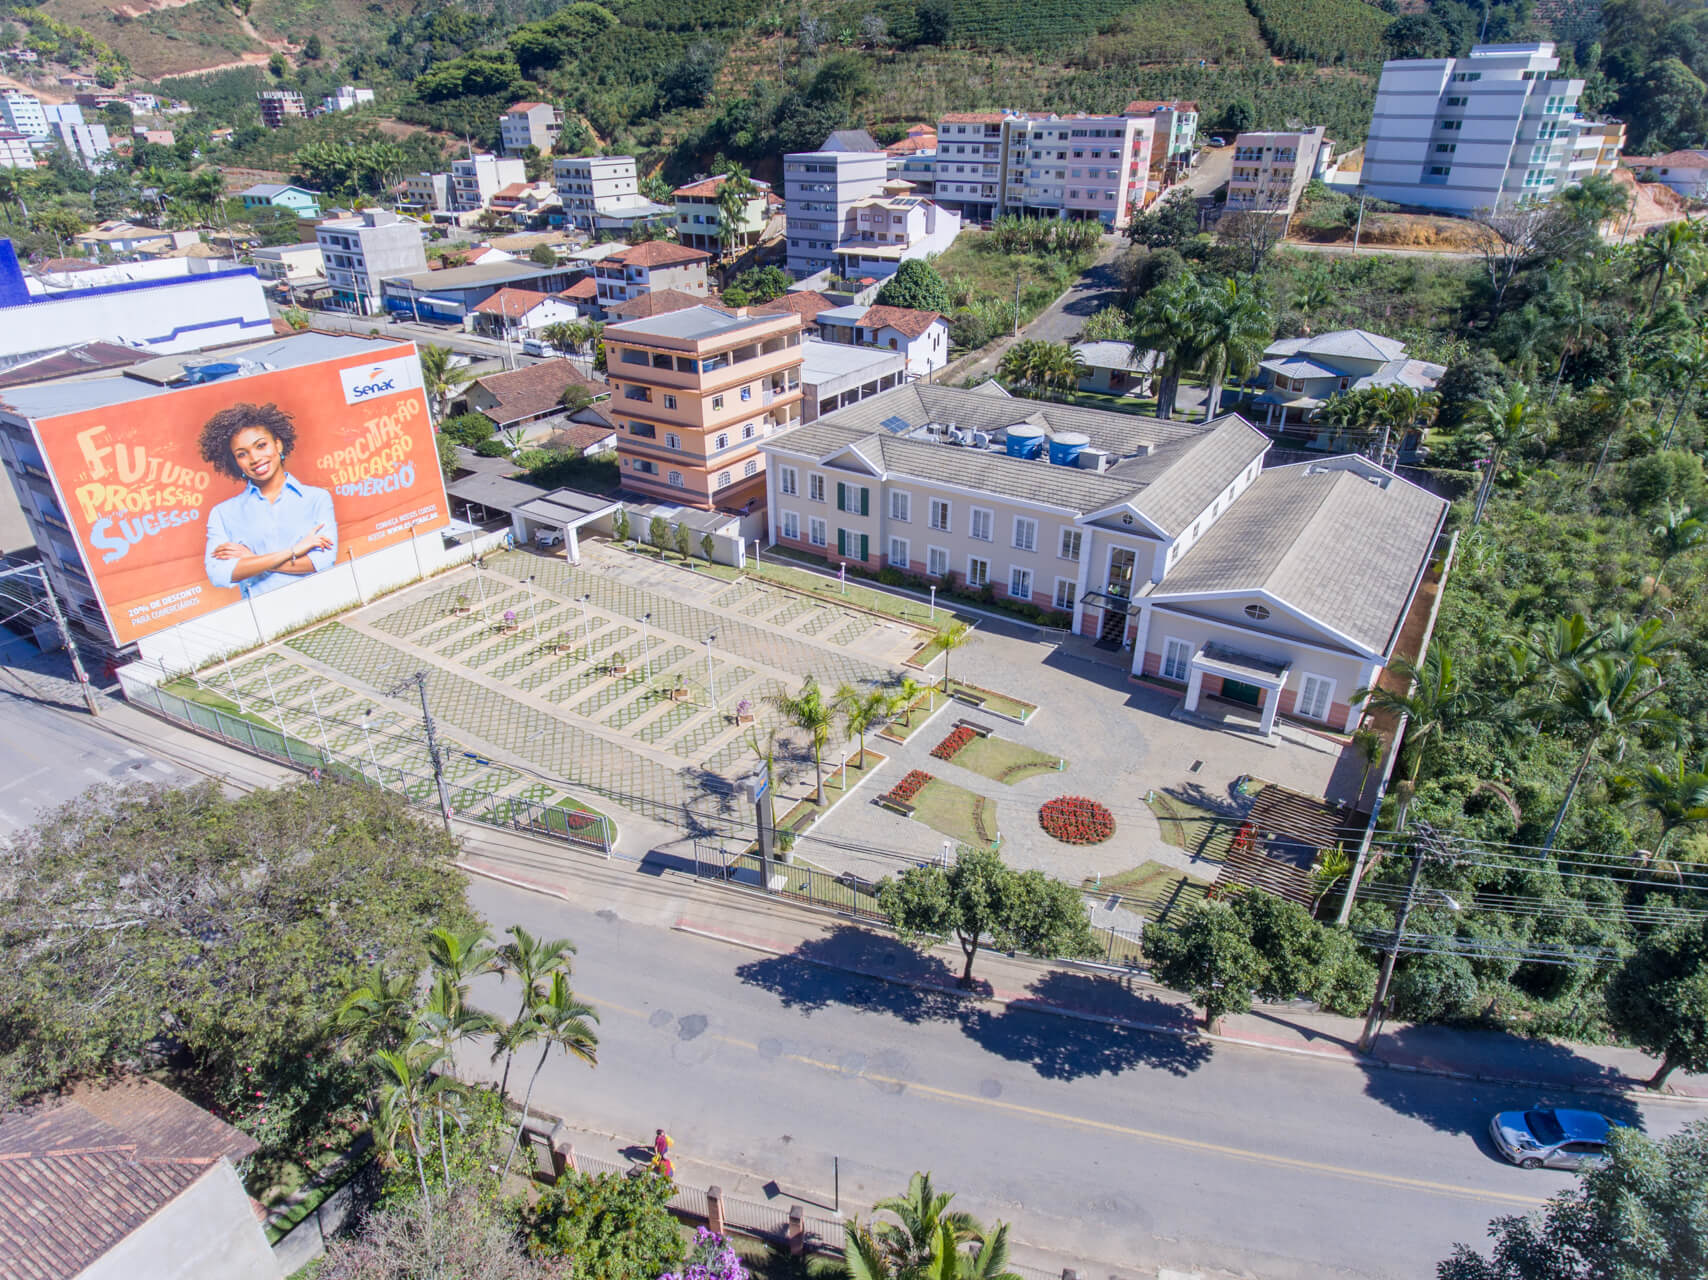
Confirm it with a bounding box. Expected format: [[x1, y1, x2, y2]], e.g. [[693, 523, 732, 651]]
[[29, 342, 449, 644]]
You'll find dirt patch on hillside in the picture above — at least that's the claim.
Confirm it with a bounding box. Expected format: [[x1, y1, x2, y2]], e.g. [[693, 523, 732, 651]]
[[1291, 211, 1484, 252], [1614, 168, 1692, 235]]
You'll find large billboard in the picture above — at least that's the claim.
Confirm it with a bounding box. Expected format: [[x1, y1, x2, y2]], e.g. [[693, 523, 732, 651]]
[[31, 342, 449, 644]]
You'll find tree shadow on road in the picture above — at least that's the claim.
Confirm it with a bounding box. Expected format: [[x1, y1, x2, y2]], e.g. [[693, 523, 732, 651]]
[[733, 924, 972, 1024], [1358, 1023, 1648, 1151], [959, 970, 1213, 1081]]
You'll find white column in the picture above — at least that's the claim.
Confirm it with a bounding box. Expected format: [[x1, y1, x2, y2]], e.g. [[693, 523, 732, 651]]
[[1184, 665, 1206, 713], [764, 474, 777, 546], [1259, 682, 1281, 737], [1346, 659, 1378, 730], [1129, 602, 1152, 678], [565, 524, 580, 565], [1069, 526, 1093, 636]]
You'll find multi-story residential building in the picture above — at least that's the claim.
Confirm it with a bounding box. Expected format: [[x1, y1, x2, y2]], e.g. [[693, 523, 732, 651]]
[[761, 383, 1447, 737], [832, 181, 961, 278], [673, 173, 773, 255], [0, 131, 32, 168], [0, 90, 46, 138], [450, 153, 526, 213], [592, 241, 712, 311], [931, 112, 1008, 222], [783, 148, 887, 278], [315, 208, 427, 315], [605, 305, 804, 511], [248, 241, 324, 286], [257, 89, 307, 128], [553, 155, 639, 228], [998, 113, 1156, 228], [815, 303, 950, 377], [399, 172, 453, 216], [1361, 41, 1624, 214], [1224, 127, 1330, 215], [1123, 100, 1199, 169], [38, 104, 108, 169], [1250, 328, 1446, 435], [501, 101, 563, 156], [321, 85, 375, 114]]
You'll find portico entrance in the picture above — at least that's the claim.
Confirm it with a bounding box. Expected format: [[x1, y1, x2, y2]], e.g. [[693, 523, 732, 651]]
[[1183, 642, 1292, 737]]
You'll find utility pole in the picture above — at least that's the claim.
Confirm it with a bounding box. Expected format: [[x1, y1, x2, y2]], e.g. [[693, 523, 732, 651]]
[[1357, 824, 1460, 1053], [390, 670, 454, 836], [36, 566, 99, 717], [1352, 192, 1367, 250], [1012, 273, 1023, 337]]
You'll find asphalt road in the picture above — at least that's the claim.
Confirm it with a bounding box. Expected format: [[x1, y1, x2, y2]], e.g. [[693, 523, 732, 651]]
[[460, 877, 1695, 1280]]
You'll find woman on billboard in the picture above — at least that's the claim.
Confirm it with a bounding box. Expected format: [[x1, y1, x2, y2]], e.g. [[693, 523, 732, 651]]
[[200, 403, 338, 597]]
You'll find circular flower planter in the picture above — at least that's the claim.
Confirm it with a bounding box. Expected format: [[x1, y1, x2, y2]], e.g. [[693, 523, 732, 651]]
[[1039, 795, 1115, 845]]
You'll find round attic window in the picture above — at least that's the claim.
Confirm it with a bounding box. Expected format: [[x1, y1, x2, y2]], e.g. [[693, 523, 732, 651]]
[[1122, 514, 1134, 525], [1244, 604, 1271, 621]]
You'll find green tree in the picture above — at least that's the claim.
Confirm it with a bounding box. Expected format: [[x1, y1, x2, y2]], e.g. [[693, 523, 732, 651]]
[[648, 513, 670, 552], [1605, 921, 1708, 1087], [527, 1169, 684, 1277], [435, 432, 461, 481], [876, 259, 952, 314], [1143, 898, 1264, 1031], [924, 620, 972, 693], [332, 965, 416, 1060], [501, 971, 598, 1180], [321, 1181, 559, 1278], [1128, 270, 1204, 419], [836, 682, 888, 767], [1078, 306, 1132, 342], [878, 848, 1096, 987], [1650, 500, 1704, 599], [302, 32, 322, 58], [998, 339, 1087, 401], [1125, 188, 1199, 250], [529, 241, 558, 266], [492, 926, 576, 1096], [419, 345, 474, 422], [673, 521, 693, 561], [1351, 649, 1478, 810], [1469, 381, 1546, 525], [772, 675, 837, 802], [370, 1041, 460, 1201], [612, 507, 630, 543], [1617, 754, 1708, 860], [866, 1172, 982, 1274], [714, 165, 760, 260], [1193, 275, 1271, 419], [1438, 1121, 1708, 1279], [1383, 13, 1455, 58], [1631, 218, 1700, 314]]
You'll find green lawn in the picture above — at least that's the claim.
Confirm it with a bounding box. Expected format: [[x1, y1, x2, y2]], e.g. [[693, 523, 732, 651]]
[[1085, 860, 1215, 926], [878, 690, 944, 743], [945, 679, 1038, 723], [908, 776, 999, 849], [774, 747, 888, 834], [933, 230, 1096, 332], [1147, 792, 1239, 865], [942, 732, 1063, 785]]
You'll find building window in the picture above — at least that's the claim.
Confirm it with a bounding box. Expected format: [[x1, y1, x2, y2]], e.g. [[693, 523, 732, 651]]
[[967, 556, 990, 588], [743, 423, 755, 439], [741, 385, 752, 401], [779, 466, 797, 496], [809, 517, 827, 547], [619, 348, 648, 365], [715, 433, 728, 451], [1008, 566, 1033, 599], [1244, 603, 1271, 621], [712, 394, 725, 410], [969, 508, 993, 541], [889, 537, 909, 566], [809, 473, 825, 502], [929, 498, 951, 530], [668, 470, 683, 487], [1012, 517, 1037, 552], [628, 421, 656, 439], [665, 433, 680, 450], [1297, 674, 1335, 722], [928, 546, 948, 577], [716, 471, 732, 488], [1054, 578, 1076, 611], [836, 482, 870, 515], [663, 394, 676, 409], [781, 510, 800, 540], [1161, 637, 1192, 683], [1059, 528, 1082, 561], [889, 490, 910, 522], [744, 459, 758, 476]]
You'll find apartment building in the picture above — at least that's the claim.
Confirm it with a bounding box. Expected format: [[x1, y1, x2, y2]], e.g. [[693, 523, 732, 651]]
[[315, 208, 427, 315], [321, 85, 375, 113], [762, 383, 1446, 737], [605, 305, 804, 511], [257, 89, 307, 128], [1362, 41, 1624, 214], [673, 173, 773, 255], [501, 101, 563, 156], [554, 155, 639, 228], [592, 241, 712, 310], [0, 90, 46, 138], [999, 113, 1156, 228], [1123, 100, 1199, 168], [451, 153, 526, 213], [931, 113, 1008, 222], [783, 148, 888, 277], [831, 181, 961, 279], [816, 303, 949, 377], [399, 172, 453, 216], [0, 131, 32, 168], [1224, 127, 1330, 215]]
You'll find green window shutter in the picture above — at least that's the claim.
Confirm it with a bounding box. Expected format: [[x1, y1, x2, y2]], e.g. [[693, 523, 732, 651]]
[[837, 527, 847, 556], [859, 487, 870, 516], [859, 533, 869, 561], [836, 481, 846, 512]]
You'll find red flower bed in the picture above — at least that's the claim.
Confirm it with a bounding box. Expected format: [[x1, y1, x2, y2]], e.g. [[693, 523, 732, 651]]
[[931, 726, 976, 761], [1039, 796, 1115, 845], [561, 809, 598, 830], [886, 769, 935, 804]]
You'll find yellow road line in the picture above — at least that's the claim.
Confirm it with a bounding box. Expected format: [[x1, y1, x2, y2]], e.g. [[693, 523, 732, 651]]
[[591, 997, 1546, 1210]]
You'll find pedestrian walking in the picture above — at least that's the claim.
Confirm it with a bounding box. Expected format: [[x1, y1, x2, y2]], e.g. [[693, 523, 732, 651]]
[[654, 1127, 673, 1160]]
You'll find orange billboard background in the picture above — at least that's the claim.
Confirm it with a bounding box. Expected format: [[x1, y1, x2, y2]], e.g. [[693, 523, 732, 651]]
[[31, 342, 449, 644]]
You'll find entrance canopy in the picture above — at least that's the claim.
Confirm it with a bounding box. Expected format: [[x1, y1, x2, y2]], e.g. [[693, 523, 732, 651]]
[[513, 488, 620, 562], [1185, 642, 1293, 736]]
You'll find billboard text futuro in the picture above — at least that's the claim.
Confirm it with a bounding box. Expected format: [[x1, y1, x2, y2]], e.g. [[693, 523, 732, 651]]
[[32, 343, 449, 644]]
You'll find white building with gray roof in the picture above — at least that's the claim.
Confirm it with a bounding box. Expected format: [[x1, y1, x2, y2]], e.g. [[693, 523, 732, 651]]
[[1250, 328, 1446, 432], [760, 383, 1447, 735]]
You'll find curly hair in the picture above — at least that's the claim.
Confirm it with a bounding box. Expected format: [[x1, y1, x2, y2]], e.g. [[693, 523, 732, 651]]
[[198, 402, 299, 482]]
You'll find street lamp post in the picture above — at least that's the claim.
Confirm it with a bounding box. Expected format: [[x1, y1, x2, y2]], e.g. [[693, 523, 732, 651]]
[[929, 585, 936, 621], [360, 708, 379, 780], [473, 558, 489, 622], [578, 592, 593, 649], [639, 611, 652, 682], [524, 575, 538, 638], [1357, 838, 1461, 1054], [705, 632, 718, 712]]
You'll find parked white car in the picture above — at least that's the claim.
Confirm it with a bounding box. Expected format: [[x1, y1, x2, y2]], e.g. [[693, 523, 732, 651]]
[[534, 528, 564, 548]]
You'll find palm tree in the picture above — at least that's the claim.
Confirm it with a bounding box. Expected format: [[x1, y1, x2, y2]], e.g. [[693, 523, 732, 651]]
[[501, 971, 598, 1181], [1290, 269, 1333, 330], [492, 926, 577, 1095], [1650, 500, 1704, 606], [1631, 219, 1700, 314], [1193, 275, 1272, 420], [1530, 653, 1683, 851], [1586, 367, 1648, 479], [914, 1220, 1022, 1280], [419, 344, 474, 422], [924, 621, 973, 694], [1350, 649, 1477, 828], [715, 165, 761, 260], [370, 1041, 456, 1201], [1375, 386, 1436, 469], [1618, 753, 1708, 859], [1128, 272, 1202, 419], [539, 321, 579, 355], [836, 683, 889, 768], [887, 675, 927, 730], [1540, 284, 1599, 403], [772, 676, 837, 802], [1656, 331, 1708, 448], [0, 166, 29, 225], [332, 964, 415, 1057], [871, 1172, 982, 1274], [1469, 381, 1546, 525]]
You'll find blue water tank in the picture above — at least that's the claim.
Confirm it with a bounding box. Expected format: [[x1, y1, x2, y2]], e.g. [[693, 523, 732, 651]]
[[1005, 423, 1045, 459], [1049, 432, 1090, 466]]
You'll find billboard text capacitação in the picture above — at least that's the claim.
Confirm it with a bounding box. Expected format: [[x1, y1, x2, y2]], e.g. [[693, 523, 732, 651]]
[[31, 342, 449, 644]]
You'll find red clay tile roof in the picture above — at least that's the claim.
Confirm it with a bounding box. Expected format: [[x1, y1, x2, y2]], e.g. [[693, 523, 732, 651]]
[[508, 101, 544, 112], [940, 112, 1007, 124], [672, 173, 770, 199], [560, 277, 598, 300], [606, 240, 712, 268], [471, 360, 607, 425], [1626, 150, 1708, 167], [472, 287, 553, 317], [493, 182, 531, 199], [0, 1080, 260, 1280], [609, 288, 712, 319], [884, 133, 937, 156], [750, 290, 837, 322], [37, 257, 101, 273], [552, 420, 619, 452], [859, 304, 943, 339]]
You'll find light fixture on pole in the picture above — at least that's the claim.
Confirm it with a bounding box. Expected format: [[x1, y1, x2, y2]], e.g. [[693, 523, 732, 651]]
[[579, 592, 593, 648], [705, 632, 718, 712], [639, 611, 652, 682], [524, 574, 538, 637], [360, 708, 379, 779]]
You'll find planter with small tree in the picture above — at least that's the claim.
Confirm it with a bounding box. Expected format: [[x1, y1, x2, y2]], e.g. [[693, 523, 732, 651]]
[[499, 609, 519, 634], [452, 593, 471, 615], [669, 675, 689, 701], [735, 697, 755, 725]]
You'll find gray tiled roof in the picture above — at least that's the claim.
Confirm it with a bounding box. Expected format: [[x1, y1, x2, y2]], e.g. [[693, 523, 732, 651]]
[[768, 384, 1267, 532], [1149, 457, 1446, 655]]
